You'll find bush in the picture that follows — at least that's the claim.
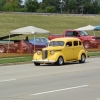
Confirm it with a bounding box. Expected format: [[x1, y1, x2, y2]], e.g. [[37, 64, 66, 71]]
[[46, 6, 56, 13], [37, 8, 45, 13]]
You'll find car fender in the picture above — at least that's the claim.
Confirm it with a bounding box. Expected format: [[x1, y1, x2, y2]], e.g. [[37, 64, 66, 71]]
[[78, 50, 87, 60], [33, 52, 42, 60], [49, 52, 65, 62]]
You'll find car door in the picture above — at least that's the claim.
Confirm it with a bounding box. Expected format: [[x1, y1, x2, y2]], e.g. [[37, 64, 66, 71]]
[[65, 41, 74, 61], [73, 40, 80, 60]]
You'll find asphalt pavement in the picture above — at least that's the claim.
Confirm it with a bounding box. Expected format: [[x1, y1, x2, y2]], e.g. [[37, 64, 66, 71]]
[[0, 57, 100, 100]]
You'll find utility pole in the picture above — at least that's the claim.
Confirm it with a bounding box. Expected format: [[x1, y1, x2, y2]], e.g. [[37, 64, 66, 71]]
[[80, 5, 84, 14], [59, 4, 63, 13], [59, 0, 64, 13]]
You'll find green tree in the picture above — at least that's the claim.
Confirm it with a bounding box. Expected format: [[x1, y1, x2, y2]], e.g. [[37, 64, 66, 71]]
[[3, 0, 19, 11], [40, 0, 60, 12], [63, 0, 70, 12], [83, 0, 100, 14], [25, 0, 39, 12], [42, 0, 60, 6], [18, 0, 23, 5], [0, 0, 6, 11], [92, 0, 100, 14], [67, 0, 77, 13]]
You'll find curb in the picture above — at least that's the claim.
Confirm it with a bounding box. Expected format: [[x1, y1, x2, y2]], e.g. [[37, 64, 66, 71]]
[[0, 61, 33, 67], [0, 56, 100, 66]]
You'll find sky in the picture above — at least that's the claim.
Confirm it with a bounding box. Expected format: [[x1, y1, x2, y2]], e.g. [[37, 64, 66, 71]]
[[38, 0, 42, 2], [22, 0, 42, 3], [22, 0, 42, 5]]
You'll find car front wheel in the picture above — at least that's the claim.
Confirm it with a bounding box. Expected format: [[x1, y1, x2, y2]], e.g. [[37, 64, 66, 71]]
[[34, 62, 40, 66], [79, 54, 86, 63], [56, 56, 64, 65]]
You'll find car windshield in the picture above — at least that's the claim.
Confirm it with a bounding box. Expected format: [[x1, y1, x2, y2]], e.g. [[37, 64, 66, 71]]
[[79, 31, 89, 36], [49, 41, 64, 46], [35, 38, 41, 42], [41, 38, 48, 42]]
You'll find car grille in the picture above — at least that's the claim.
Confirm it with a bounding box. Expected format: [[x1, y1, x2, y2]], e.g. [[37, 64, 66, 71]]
[[42, 50, 48, 59]]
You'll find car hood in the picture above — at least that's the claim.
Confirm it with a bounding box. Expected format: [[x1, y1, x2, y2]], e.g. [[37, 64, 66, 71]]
[[43, 46, 64, 51], [81, 35, 100, 40]]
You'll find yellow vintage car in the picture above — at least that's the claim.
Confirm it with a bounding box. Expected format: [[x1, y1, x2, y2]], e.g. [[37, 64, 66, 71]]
[[32, 37, 88, 66]]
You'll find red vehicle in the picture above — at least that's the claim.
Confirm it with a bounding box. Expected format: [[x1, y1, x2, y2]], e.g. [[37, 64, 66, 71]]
[[0, 35, 46, 53], [48, 30, 100, 49], [0, 40, 34, 53]]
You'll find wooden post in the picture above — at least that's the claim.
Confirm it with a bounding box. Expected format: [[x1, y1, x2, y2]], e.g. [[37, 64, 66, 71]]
[[20, 40, 23, 56]]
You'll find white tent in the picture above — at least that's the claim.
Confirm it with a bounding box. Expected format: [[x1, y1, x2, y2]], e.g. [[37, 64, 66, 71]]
[[75, 25, 97, 36], [9, 26, 50, 54], [10, 26, 50, 35], [75, 25, 94, 31]]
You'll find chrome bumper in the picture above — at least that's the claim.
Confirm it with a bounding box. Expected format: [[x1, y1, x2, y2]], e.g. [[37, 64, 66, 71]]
[[32, 59, 56, 63]]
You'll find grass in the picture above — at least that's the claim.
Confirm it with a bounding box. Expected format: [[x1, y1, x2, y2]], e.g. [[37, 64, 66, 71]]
[[0, 13, 100, 38], [88, 52, 100, 56], [0, 52, 100, 65], [0, 55, 33, 64], [0, 13, 100, 64]]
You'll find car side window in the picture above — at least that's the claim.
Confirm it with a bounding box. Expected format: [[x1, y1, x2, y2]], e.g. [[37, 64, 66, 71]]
[[73, 31, 79, 36], [79, 41, 82, 45], [65, 31, 73, 36], [66, 41, 72, 47], [74, 41, 78, 46]]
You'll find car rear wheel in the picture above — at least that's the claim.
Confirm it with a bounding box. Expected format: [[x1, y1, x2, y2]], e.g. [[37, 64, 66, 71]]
[[83, 41, 91, 49], [79, 54, 86, 63], [56, 56, 64, 65], [34, 62, 40, 66]]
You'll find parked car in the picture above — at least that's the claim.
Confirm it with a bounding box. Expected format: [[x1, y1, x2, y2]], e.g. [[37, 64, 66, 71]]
[[48, 30, 100, 49], [0, 40, 34, 53], [29, 37, 49, 44], [0, 35, 47, 53], [0, 40, 19, 53], [32, 37, 88, 66], [29, 37, 49, 50]]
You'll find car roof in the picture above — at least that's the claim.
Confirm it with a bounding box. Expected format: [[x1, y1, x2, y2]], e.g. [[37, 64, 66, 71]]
[[51, 37, 80, 42], [30, 37, 48, 40]]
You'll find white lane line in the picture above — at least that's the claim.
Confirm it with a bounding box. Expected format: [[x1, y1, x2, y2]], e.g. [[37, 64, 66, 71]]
[[0, 79, 17, 83], [31, 85, 88, 96]]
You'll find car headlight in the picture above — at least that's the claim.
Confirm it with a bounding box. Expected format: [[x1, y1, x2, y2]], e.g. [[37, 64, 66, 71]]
[[50, 51, 54, 55], [37, 51, 41, 55]]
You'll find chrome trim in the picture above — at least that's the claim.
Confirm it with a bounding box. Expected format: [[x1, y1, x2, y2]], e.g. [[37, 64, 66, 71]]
[[32, 59, 55, 63], [42, 50, 48, 59]]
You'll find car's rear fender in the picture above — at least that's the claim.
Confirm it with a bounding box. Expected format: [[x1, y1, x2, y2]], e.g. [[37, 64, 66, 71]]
[[78, 50, 87, 60]]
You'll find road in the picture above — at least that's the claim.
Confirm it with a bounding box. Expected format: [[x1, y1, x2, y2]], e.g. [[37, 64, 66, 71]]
[[0, 57, 100, 100]]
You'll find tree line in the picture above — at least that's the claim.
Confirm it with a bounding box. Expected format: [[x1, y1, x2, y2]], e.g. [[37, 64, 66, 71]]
[[0, 0, 100, 14]]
